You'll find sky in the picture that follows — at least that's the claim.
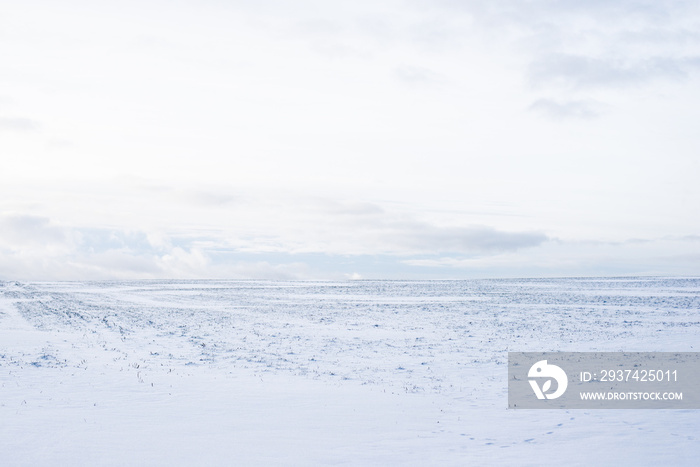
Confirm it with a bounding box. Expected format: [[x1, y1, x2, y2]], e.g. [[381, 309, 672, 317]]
[[1, 0, 700, 280]]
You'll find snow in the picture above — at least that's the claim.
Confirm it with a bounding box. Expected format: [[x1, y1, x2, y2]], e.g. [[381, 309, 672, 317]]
[[1, 278, 699, 466]]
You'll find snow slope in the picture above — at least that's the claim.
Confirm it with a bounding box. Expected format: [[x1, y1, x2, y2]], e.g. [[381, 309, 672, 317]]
[[1, 278, 699, 465]]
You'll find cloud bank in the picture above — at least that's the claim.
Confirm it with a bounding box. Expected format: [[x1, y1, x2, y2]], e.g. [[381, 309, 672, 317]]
[[1, 207, 698, 280], [2, 2, 699, 279]]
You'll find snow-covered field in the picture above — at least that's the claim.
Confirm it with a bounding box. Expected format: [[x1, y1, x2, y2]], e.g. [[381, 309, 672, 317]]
[[1, 278, 699, 466]]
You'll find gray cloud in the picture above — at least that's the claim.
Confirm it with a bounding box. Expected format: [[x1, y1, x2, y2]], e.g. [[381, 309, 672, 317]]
[[0, 213, 316, 280], [0, 214, 68, 245], [433, 0, 697, 27], [0, 95, 16, 106], [529, 98, 603, 119], [421, 0, 700, 111], [289, 18, 370, 59], [400, 234, 700, 277], [0, 214, 188, 279], [2, 208, 699, 279], [322, 201, 385, 217], [529, 54, 700, 89], [273, 2, 700, 99], [127, 181, 238, 207], [394, 65, 446, 86], [215, 261, 311, 280], [76, 229, 157, 254], [379, 222, 548, 254], [0, 117, 40, 132], [185, 191, 237, 207], [315, 201, 549, 255], [294, 18, 346, 37], [617, 27, 700, 46]]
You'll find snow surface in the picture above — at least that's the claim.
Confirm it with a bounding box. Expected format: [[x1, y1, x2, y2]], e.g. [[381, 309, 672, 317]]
[[1, 278, 699, 466]]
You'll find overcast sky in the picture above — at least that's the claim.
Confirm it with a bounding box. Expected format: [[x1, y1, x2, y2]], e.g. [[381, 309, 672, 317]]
[[1, 0, 700, 280]]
